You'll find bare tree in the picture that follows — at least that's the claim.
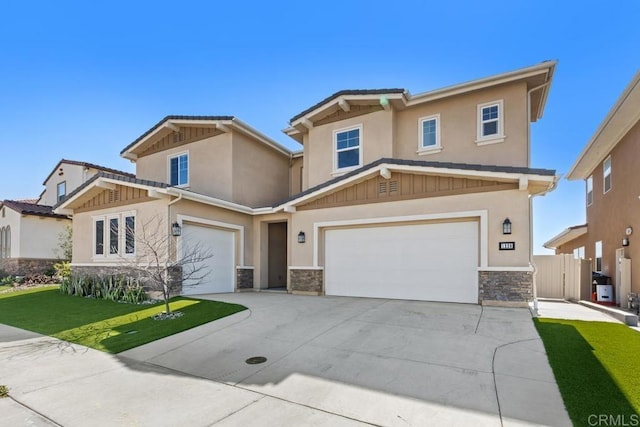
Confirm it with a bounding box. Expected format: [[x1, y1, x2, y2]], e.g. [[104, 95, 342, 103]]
[[56, 223, 73, 261], [114, 214, 213, 314]]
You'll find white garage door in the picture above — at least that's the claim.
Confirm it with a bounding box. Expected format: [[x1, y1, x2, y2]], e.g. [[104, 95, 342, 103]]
[[325, 221, 478, 303], [181, 223, 235, 295]]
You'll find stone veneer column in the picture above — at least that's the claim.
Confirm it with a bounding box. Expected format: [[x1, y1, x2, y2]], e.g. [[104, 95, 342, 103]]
[[236, 267, 254, 290], [478, 270, 533, 307], [289, 268, 323, 295]]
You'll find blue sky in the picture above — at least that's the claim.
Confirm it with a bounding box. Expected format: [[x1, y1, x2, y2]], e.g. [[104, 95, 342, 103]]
[[1, 1, 638, 253]]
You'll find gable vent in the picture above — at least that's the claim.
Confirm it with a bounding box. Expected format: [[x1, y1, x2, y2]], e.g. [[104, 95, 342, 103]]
[[378, 182, 387, 194], [108, 190, 120, 203], [389, 181, 399, 193]]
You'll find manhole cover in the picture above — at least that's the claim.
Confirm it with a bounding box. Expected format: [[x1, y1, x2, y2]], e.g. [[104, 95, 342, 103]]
[[245, 356, 267, 365]]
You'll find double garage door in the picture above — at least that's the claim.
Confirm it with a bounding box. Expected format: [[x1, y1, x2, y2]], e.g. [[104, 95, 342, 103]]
[[325, 221, 479, 304], [181, 223, 235, 295]]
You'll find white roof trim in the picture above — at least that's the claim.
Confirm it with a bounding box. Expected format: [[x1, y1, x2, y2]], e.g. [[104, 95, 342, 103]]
[[567, 69, 640, 180], [543, 225, 588, 250]]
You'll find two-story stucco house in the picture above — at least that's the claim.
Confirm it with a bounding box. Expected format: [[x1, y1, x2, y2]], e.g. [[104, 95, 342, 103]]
[[55, 61, 558, 306], [544, 69, 640, 304], [0, 159, 134, 275]]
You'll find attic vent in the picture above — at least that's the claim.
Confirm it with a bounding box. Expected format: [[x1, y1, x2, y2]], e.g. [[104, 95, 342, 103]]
[[173, 132, 184, 143], [108, 190, 120, 203], [378, 182, 387, 194], [389, 181, 399, 193]]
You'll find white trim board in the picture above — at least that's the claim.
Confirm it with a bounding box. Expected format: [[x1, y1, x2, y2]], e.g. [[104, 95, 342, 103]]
[[312, 210, 489, 268]]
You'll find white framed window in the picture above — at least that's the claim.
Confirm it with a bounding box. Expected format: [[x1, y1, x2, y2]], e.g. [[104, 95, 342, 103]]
[[334, 125, 362, 173], [418, 114, 441, 154], [93, 212, 136, 258], [476, 100, 504, 144], [573, 246, 585, 259], [586, 175, 593, 206], [169, 152, 189, 187], [595, 241, 602, 272], [603, 156, 611, 193], [57, 181, 66, 202]]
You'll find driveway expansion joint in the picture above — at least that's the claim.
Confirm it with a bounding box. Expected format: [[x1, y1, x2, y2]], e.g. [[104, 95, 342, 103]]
[[8, 395, 63, 427]]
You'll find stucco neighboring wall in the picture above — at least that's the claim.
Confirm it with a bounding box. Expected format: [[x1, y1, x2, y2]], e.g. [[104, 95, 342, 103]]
[[20, 216, 69, 259], [290, 188, 530, 268], [289, 156, 303, 196], [41, 164, 104, 206], [0, 206, 21, 257], [231, 131, 289, 207], [135, 133, 234, 201]]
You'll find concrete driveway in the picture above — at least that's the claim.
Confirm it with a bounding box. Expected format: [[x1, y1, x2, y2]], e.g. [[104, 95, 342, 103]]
[[0, 293, 571, 426]]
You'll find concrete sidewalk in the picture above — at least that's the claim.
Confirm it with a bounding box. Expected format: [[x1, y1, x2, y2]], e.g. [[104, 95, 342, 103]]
[[0, 294, 572, 426]]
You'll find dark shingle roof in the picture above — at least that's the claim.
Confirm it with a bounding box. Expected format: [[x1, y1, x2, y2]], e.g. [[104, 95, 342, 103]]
[[43, 159, 135, 185], [53, 172, 168, 210], [1, 200, 69, 219], [120, 115, 235, 155], [289, 89, 406, 123], [273, 158, 556, 207]]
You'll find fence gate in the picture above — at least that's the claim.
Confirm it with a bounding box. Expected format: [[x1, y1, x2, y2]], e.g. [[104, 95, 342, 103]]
[[533, 254, 591, 300]]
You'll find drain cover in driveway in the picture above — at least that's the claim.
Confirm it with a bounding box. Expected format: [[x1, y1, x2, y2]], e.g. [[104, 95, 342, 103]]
[[245, 356, 267, 365]]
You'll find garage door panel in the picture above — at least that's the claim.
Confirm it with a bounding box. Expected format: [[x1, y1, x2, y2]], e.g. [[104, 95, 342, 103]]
[[182, 224, 235, 295], [325, 222, 478, 303]]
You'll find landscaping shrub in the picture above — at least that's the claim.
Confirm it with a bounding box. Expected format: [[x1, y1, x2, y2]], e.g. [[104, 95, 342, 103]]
[[0, 385, 8, 398], [0, 275, 14, 286], [54, 261, 71, 280], [60, 275, 147, 304]]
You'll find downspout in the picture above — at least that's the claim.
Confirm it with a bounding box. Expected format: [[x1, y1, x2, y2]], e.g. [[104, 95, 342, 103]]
[[526, 80, 552, 314]]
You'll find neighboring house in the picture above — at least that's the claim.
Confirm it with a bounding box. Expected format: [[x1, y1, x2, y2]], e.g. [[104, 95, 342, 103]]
[[55, 61, 558, 306], [544, 69, 640, 301], [0, 160, 134, 275]]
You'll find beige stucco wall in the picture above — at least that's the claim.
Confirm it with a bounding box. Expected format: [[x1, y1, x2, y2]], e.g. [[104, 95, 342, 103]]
[[0, 207, 22, 258], [135, 133, 234, 201], [72, 199, 169, 264], [290, 156, 303, 196], [41, 164, 105, 206], [394, 81, 529, 166], [305, 109, 394, 188], [289, 189, 531, 268], [300, 81, 530, 190], [20, 215, 70, 259], [231, 132, 290, 207]]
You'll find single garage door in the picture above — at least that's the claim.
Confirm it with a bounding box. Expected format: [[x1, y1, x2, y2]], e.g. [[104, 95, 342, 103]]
[[325, 221, 478, 303], [181, 223, 235, 295]]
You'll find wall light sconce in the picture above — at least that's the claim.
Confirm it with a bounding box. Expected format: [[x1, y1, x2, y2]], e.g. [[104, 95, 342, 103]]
[[623, 237, 630, 247], [502, 218, 512, 235], [171, 222, 182, 236], [297, 231, 306, 244]]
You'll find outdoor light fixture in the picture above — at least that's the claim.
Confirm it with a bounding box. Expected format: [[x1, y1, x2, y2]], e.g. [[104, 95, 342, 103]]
[[171, 222, 182, 236], [502, 218, 512, 235], [297, 231, 306, 244]]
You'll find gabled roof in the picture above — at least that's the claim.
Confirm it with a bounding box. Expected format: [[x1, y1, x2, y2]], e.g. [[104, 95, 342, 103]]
[[285, 61, 556, 142], [1, 200, 69, 219], [120, 115, 294, 160], [543, 224, 588, 250], [274, 158, 557, 208], [43, 159, 135, 185], [567, 69, 640, 180]]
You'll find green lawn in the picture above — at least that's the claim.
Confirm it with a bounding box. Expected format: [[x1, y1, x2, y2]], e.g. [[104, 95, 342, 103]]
[[534, 318, 640, 426], [0, 285, 11, 292], [0, 287, 246, 353]]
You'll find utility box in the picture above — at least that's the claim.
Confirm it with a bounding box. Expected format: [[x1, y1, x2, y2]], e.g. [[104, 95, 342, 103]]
[[597, 285, 613, 303]]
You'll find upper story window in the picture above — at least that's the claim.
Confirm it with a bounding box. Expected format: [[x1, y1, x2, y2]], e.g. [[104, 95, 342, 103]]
[[477, 100, 504, 145], [586, 175, 593, 206], [334, 126, 362, 172], [418, 114, 441, 154], [57, 181, 66, 202], [603, 156, 612, 193], [573, 246, 585, 260], [169, 153, 189, 187]]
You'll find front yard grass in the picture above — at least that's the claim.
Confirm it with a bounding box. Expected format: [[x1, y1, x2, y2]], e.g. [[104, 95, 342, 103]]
[[0, 287, 246, 353], [534, 318, 640, 426]]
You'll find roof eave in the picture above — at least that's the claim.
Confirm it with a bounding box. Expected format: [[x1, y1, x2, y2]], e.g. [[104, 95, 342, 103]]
[[543, 225, 588, 249]]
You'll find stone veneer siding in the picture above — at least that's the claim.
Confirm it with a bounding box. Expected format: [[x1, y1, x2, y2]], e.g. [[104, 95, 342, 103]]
[[71, 265, 183, 297], [479, 270, 533, 304], [0, 258, 59, 276], [290, 269, 323, 294], [237, 268, 253, 289]]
